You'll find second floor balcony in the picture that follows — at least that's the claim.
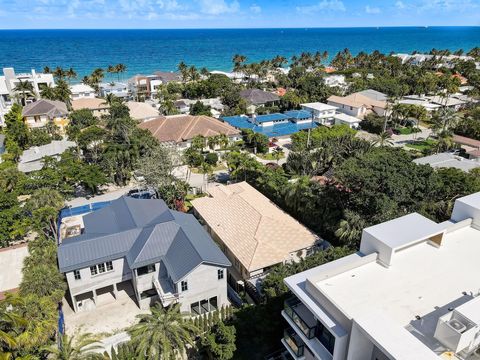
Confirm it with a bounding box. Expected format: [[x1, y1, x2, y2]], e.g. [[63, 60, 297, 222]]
[[284, 297, 316, 339], [282, 328, 305, 359]]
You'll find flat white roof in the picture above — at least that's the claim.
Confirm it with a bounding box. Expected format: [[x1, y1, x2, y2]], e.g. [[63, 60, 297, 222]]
[[334, 112, 361, 123], [70, 83, 94, 93], [301, 102, 338, 111], [313, 224, 480, 352], [363, 213, 444, 250]]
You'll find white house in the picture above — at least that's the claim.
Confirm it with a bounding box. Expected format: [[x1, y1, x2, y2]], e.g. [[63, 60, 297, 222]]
[[333, 112, 361, 129], [301, 103, 338, 125], [327, 93, 387, 119], [70, 84, 96, 100], [0, 67, 55, 126], [58, 196, 231, 314], [99, 82, 129, 99], [281, 192, 480, 360]]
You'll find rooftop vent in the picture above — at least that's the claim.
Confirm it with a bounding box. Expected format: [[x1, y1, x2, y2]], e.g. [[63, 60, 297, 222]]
[[449, 318, 467, 333]]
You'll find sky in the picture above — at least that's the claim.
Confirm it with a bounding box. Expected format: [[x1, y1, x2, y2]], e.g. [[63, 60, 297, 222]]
[[0, 0, 479, 29]]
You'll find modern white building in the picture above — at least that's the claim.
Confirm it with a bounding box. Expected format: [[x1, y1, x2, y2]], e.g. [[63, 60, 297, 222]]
[[58, 196, 231, 314], [99, 82, 129, 99], [301, 103, 338, 125], [333, 113, 361, 129], [0, 67, 55, 126], [70, 83, 96, 100], [282, 192, 480, 360]]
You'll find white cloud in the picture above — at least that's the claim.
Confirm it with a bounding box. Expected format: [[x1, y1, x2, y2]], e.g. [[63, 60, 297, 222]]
[[395, 1, 406, 9], [365, 5, 381, 13], [250, 4, 261, 13], [419, 0, 478, 11], [197, 0, 240, 15], [296, 0, 346, 14]]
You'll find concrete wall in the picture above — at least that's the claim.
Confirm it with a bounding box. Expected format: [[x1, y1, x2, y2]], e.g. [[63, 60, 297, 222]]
[[66, 258, 132, 298], [176, 263, 228, 313]]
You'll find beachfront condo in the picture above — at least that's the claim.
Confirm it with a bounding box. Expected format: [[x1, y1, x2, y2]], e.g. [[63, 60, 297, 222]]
[[281, 192, 480, 360]]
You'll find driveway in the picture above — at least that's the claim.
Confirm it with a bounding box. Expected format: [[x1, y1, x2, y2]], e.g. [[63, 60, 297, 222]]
[[391, 127, 433, 147], [63, 291, 148, 336]]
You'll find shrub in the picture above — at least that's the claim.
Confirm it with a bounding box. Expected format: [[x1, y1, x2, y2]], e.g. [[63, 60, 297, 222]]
[[205, 152, 218, 166]]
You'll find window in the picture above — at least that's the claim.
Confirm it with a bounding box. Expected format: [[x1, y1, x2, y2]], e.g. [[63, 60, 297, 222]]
[[140, 288, 157, 300], [209, 297, 218, 311], [191, 302, 200, 315], [137, 264, 156, 276], [90, 262, 114, 276], [200, 299, 209, 314], [181, 281, 188, 292], [315, 321, 335, 354], [217, 269, 224, 280], [74, 270, 81, 280]]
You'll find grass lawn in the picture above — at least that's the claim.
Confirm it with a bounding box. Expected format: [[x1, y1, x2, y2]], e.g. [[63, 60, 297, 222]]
[[405, 138, 437, 152], [190, 163, 227, 173], [396, 127, 421, 135], [256, 152, 285, 161], [184, 193, 207, 211]]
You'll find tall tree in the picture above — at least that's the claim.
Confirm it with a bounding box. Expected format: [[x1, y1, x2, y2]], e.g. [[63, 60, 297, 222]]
[[128, 303, 199, 360]]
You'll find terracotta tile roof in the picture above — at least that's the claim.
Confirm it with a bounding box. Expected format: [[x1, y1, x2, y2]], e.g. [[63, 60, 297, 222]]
[[453, 134, 480, 148], [192, 182, 320, 272], [71, 98, 110, 111], [126, 101, 159, 121], [139, 114, 240, 143], [240, 89, 280, 105], [328, 92, 387, 110]]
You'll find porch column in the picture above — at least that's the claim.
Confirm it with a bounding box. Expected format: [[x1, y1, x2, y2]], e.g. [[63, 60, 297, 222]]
[[93, 289, 97, 304], [113, 283, 118, 299]]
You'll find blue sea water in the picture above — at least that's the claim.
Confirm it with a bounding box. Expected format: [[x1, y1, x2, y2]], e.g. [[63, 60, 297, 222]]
[[0, 27, 478, 79]]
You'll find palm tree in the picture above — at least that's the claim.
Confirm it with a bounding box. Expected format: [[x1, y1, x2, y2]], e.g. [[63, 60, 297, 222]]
[[13, 80, 34, 106], [0, 307, 26, 358], [373, 131, 394, 147], [200, 67, 210, 77], [188, 66, 200, 82], [192, 135, 206, 151], [107, 65, 117, 82], [216, 133, 229, 149], [283, 176, 310, 217], [54, 79, 72, 109], [207, 136, 219, 151], [48, 333, 102, 360], [43, 66, 51, 74], [66, 68, 77, 84], [177, 62, 188, 82], [115, 64, 127, 81], [53, 67, 66, 80], [200, 161, 213, 191], [102, 93, 121, 106], [128, 303, 199, 360], [272, 146, 284, 164], [335, 210, 366, 248], [232, 54, 246, 72], [40, 84, 57, 100]]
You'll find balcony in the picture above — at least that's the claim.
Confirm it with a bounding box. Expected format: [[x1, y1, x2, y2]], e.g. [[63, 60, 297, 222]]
[[284, 297, 316, 339], [282, 328, 305, 359], [152, 275, 179, 307]]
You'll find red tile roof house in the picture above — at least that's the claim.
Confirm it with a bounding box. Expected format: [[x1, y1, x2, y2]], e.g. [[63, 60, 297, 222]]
[[138, 114, 241, 150]]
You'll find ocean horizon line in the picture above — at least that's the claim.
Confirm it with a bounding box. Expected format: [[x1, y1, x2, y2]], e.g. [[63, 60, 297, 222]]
[[1, 25, 480, 31]]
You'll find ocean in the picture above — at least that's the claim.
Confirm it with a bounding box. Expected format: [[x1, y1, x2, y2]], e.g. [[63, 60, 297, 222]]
[[0, 27, 478, 80]]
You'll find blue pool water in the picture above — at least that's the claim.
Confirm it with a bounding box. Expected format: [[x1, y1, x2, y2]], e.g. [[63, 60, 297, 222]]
[[0, 27, 478, 79]]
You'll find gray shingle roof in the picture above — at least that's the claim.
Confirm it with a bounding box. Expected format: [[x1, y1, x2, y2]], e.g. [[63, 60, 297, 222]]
[[240, 89, 280, 105], [22, 99, 68, 118], [58, 197, 231, 281]]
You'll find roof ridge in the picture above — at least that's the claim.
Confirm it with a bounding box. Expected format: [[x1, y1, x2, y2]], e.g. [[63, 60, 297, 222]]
[[128, 224, 162, 265], [182, 115, 200, 141]]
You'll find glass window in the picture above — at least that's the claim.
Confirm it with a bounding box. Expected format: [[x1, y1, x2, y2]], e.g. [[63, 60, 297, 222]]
[[190, 302, 200, 315], [217, 269, 224, 280], [90, 266, 98, 276], [106, 261, 113, 271], [181, 281, 188, 292], [316, 321, 335, 354], [140, 288, 157, 299], [137, 264, 156, 276], [209, 297, 218, 311], [98, 263, 106, 273], [74, 270, 81, 280], [200, 299, 209, 314]]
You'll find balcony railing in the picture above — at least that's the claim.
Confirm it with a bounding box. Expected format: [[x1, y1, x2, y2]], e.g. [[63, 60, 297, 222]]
[[152, 276, 179, 307], [284, 297, 316, 339], [283, 328, 305, 358]]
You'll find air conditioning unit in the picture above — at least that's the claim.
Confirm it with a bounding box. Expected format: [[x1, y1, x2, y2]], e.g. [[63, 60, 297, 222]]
[[449, 318, 467, 333]]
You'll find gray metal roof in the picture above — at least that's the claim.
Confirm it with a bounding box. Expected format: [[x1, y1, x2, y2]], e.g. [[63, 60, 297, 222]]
[[58, 196, 231, 281], [357, 89, 388, 102]]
